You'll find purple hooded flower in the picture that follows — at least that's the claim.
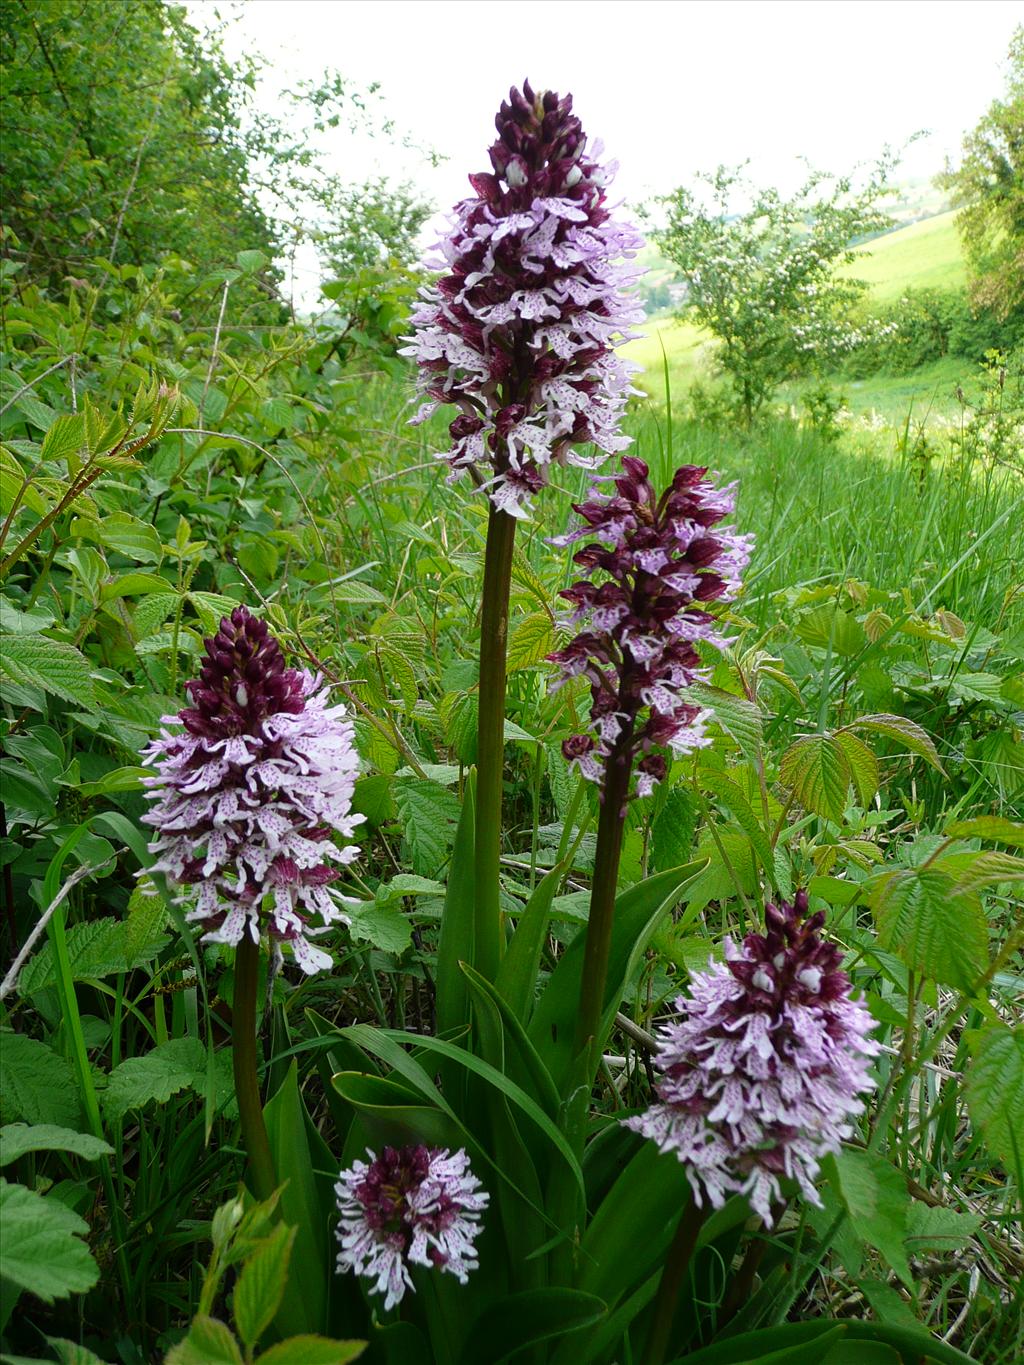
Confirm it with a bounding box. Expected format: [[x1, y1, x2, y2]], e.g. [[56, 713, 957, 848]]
[[625, 892, 880, 1224], [548, 457, 753, 795], [403, 80, 644, 518], [335, 1145, 489, 1309], [141, 607, 363, 974]]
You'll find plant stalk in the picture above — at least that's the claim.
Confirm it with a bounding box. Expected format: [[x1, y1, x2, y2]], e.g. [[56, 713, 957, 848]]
[[644, 1197, 705, 1365], [232, 933, 277, 1201], [474, 503, 517, 981], [572, 734, 634, 1071]]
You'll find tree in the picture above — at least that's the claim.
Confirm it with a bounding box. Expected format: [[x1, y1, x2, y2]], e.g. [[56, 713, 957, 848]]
[[653, 161, 896, 424], [0, 0, 429, 330], [938, 27, 1024, 321]]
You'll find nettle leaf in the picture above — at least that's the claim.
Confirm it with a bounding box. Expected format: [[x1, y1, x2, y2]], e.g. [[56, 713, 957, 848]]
[[507, 611, 554, 672], [0, 1032, 82, 1128], [943, 815, 1024, 847], [829, 1148, 912, 1287], [864, 867, 988, 991], [40, 412, 86, 465], [91, 511, 163, 564], [905, 1202, 982, 1251], [440, 690, 478, 764], [833, 731, 879, 807], [651, 787, 700, 873], [104, 1037, 208, 1121], [0, 1177, 100, 1302], [188, 591, 242, 633], [134, 591, 180, 637], [845, 713, 944, 773], [965, 1025, 1024, 1172], [780, 734, 850, 823], [0, 1123, 113, 1166], [348, 902, 413, 955], [0, 634, 96, 707], [394, 779, 461, 878], [19, 915, 168, 995], [688, 681, 762, 758], [946, 850, 1024, 896]]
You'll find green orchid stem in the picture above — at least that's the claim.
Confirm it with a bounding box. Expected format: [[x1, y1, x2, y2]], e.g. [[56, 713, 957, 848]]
[[644, 1197, 706, 1365], [232, 934, 277, 1201], [474, 503, 517, 982], [572, 737, 633, 1075]]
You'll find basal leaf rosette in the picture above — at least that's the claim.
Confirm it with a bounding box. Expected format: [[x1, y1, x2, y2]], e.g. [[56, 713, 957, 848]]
[[626, 892, 880, 1223], [141, 606, 364, 974], [403, 80, 644, 518]]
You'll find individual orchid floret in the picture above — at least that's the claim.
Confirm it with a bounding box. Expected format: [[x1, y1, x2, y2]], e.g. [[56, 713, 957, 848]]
[[141, 606, 364, 974], [548, 457, 753, 796], [335, 1145, 489, 1310], [625, 891, 880, 1224], [402, 80, 644, 518]]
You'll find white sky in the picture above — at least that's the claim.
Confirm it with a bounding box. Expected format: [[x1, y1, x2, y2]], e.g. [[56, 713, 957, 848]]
[[186, 0, 1020, 294]]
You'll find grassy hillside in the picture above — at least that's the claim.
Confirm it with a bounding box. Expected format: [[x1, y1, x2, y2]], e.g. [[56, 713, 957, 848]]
[[845, 209, 965, 301], [626, 210, 968, 412]]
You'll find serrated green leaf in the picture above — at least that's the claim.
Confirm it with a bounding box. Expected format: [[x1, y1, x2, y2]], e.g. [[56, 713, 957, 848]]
[[104, 1037, 207, 1120], [255, 1337, 366, 1365], [780, 734, 850, 823], [187, 591, 241, 633], [40, 413, 86, 464], [845, 713, 944, 773], [164, 1316, 243, 1365], [688, 682, 763, 757], [700, 771, 775, 882], [234, 1223, 296, 1351], [865, 866, 988, 991], [833, 730, 879, 807], [651, 787, 699, 873], [0, 1177, 99, 1302], [125, 875, 169, 962], [965, 1025, 1024, 1172], [348, 902, 413, 955], [0, 634, 96, 707], [394, 778, 460, 877], [439, 690, 477, 764], [329, 579, 387, 606], [943, 815, 1024, 847], [91, 511, 162, 564], [948, 849, 1024, 895], [0, 446, 48, 516], [133, 591, 180, 637], [19, 915, 168, 995], [0, 1032, 82, 1128], [0, 1123, 113, 1166], [830, 1148, 912, 1287], [905, 1201, 981, 1249], [507, 611, 555, 672]]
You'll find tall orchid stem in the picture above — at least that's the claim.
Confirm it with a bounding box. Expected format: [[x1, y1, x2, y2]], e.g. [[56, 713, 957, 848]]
[[474, 503, 517, 981], [232, 934, 277, 1201], [644, 1197, 706, 1365], [572, 729, 634, 1075]]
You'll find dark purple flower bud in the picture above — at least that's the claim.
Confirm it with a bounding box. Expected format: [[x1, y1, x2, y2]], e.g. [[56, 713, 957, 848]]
[[548, 460, 753, 795], [141, 606, 364, 974], [335, 1146, 488, 1309], [625, 895, 880, 1224], [403, 83, 644, 519]]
